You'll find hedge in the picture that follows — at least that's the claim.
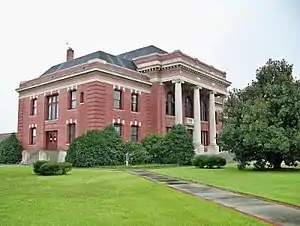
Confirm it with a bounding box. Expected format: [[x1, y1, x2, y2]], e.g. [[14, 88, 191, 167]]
[[33, 160, 72, 176], [192, 155, 226, 169]]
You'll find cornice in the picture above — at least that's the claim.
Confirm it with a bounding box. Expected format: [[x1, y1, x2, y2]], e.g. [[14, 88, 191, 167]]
[[140, 62, 231, 87]]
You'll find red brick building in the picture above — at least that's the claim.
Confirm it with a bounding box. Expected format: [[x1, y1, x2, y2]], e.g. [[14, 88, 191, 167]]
[[16, 45, 231, 163]]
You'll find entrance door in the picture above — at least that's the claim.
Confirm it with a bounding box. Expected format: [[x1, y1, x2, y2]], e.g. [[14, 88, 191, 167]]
[[46, 131, 58, 150]]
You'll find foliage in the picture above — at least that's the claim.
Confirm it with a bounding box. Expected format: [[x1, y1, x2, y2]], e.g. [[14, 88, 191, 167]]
[[33, 161, 73, 176], [192, 155, 226, 169], [141, 134, 165, 164], [122, 141, 150, 165], [65, 125, 124, 167], [0, 133, 22, 164], [162, 124, 195, 165], [33, 160, 49, 174], [219, 59, 300, 170]]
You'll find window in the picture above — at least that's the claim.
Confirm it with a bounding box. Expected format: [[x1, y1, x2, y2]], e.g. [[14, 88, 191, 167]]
[[185, 96, 193, 118], [47, 95, 59, 120], [114, 89, 122, 109], [80, 92, 84, 103], [30, 98, 37, 116], [131, 126, 139, 142], [68, 123, 76, 143], [200, 101, 207, 121], [69, 90, 77, 109], [201, 131, 208, 146], [131, 93, 139, 112], [114, 123, 122, 137], [166, 92, 175, 116], [215, 111, 218, 124], [30, 127, 37, 145]]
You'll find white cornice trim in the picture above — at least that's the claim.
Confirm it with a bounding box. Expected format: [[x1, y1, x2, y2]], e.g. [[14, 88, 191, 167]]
[[160, 75, 227, 95], [16, 68, 152, 93], [18, 77, 151, 99]]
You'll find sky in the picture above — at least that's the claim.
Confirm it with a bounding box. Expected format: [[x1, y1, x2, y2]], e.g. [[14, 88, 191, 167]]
[[0, 0, 299, 133]]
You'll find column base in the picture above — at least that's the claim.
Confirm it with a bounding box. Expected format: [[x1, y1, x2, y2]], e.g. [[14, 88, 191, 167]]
[[206, 145, 219, 154], [58, 151, 67, 163], [38, 150, 47, 161], [194, 143, 205, 155]]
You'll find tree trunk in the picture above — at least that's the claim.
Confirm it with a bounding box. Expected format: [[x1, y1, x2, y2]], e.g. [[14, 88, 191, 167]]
[[272, 156, 283, 169]]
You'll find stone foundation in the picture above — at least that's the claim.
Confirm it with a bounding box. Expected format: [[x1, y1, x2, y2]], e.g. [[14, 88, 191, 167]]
[[21, 150, 66, 164]]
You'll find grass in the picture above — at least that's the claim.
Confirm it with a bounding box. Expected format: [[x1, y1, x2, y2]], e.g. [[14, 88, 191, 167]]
[[152, 164, 300, 206], [0, 166, 265, 226]]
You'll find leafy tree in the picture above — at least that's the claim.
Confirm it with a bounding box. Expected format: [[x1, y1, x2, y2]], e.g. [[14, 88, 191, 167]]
[[141, 134, 165, 163], [65, 125, 124, 167], [162, 124, 195, 165], [122, 141, 150, 165], [0, 133, 22, 164], [219, 59, 300, 170]]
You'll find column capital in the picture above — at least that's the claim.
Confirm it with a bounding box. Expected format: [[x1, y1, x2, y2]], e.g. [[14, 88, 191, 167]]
[[193, 85, 202, 90], [172, 79, 185, 84], [209, 90, 217, 95]]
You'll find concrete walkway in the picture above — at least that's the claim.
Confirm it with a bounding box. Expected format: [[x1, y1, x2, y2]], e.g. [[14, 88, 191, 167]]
[[131, 170, 300, 226]]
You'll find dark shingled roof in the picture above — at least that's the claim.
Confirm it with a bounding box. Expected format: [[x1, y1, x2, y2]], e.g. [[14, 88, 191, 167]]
[[118, 45, 168, 60], [41, 45, 167, 76]]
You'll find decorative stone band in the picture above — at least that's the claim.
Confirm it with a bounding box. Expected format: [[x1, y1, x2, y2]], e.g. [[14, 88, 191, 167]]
[[66, 119, 77, 124], [29, 124, 37, 128], [113, 84, 126, 91], [112, 118, 125, 125], [29, 95, 38, 100], [130, 120, 142, 127], [67, 85, 78, 91], [130, 89, 142, 95], [43, 90, 60, 96]]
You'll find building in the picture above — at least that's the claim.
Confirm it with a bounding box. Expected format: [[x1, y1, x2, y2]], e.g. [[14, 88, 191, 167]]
[[16, 45, 231, 163]]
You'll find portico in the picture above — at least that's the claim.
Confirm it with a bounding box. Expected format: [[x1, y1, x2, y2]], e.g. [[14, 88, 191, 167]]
[[166, 77, 225, 155]]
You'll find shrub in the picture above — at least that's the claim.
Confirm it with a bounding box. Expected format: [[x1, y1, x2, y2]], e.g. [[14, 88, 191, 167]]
[[192, 155, 226, 169], [192, 155, 208, 168], [59, 162, 73, 174], [34, 161, 73, 175], [141, 134, 165, 164], [0, 133, 22, 164], [33, 160, 49, 174], [122, 141, 150, 165], [162, 124, 195, 165], [65, 125, 124, 167]]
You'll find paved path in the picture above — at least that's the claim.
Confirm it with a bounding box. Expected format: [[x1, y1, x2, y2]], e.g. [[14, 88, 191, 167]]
[[131, 170, 300, 226]]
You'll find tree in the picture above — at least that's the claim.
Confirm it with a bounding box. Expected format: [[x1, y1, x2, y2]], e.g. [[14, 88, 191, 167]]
[[65, 125, 124, 167], [141, 134, 165, 164], [219, 59, 300, 170], [0, 133, 22, 164], [122, 141, 150, 165], [162, 124, 195, 165]]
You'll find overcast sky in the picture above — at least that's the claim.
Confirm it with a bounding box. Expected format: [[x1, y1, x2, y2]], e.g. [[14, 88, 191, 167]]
[[0, 0, 299, 133]]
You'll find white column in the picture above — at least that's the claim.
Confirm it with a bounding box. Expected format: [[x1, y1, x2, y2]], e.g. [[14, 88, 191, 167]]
[[173, 79, 184, 124], [207, 91, 219, 153], [193, 86, 204, 154]]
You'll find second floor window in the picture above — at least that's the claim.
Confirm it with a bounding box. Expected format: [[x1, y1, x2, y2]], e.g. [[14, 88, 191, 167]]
[[131, 93, 138, 112], [30, 127, 37, 145], [31, 98, 37, 116], [69, 90, 77, 109], [131, 125, 139, 142], [68, 123, 76, 143], [200, 101, 207, 121], [114, 123, 122, 137], [114, 89, 122, 109], [47, 95, 59, 120], [80, 92, 84, 103]]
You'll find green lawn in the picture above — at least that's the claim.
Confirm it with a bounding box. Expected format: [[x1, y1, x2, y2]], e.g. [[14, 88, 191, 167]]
[[0, 166, 265, 226], [152, 164, 300, 206]]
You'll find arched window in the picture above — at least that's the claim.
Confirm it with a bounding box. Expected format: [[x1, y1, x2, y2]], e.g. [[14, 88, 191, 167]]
[[166, 92, 175, 116], [200, 101, 207, 121], [185, 96, 193, 118]]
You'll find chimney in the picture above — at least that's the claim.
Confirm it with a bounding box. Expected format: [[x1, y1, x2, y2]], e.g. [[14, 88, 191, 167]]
[[66, 47, 74, 61]]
